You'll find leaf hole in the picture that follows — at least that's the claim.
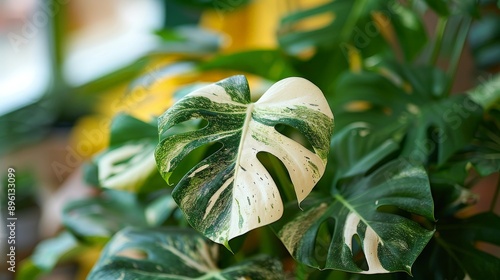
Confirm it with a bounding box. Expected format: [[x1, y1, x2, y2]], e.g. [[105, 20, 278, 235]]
[[410, 213, 435, 231], [314, 217, 335, 268], [351, 234, 369, 271], [116, 248, 148, 260], [256, 152, 294, 203], [169, 142, 223, 185], [377, 205, 434, 230], [161, 118, 208, 139], [376, 205, 408, 217], [275, 124, 315, 153]]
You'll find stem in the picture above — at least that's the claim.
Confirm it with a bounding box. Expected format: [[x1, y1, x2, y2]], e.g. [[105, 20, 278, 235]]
[[446, 17, 472, 95], [429, 17, 448, 65], [490, 176, 500, 212]]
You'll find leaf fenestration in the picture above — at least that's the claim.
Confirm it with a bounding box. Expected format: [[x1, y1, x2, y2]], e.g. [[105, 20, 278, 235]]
[[155, 75, 333, 246], [273, 160, 435, 274]]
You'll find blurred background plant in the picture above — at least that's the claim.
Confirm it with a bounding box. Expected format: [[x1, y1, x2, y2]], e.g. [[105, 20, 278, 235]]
[[0, 0, 499, 279]]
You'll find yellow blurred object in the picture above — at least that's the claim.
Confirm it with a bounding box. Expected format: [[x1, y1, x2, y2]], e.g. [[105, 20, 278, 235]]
[[69, 0, 331, 159], [69, 115, 111, 158], [372, 11, 396, 47], [76, 245, 104, 280], [69, 56, 190, 157], [344, 101, 372, 112], [69, 64, 263, 158], [345, 44, 362, 73], [200, 1, 279, 51], [200, 0, 329, 52]]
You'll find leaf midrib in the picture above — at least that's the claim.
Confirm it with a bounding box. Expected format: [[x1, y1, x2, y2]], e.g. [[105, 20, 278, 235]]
[[333, 193, 371, 230], [233, 103, 255, 183]]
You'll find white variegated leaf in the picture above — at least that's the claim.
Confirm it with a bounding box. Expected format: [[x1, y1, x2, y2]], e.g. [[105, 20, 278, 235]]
[[97, 140, 157, 192], [93, 114, 202, 192], [88, 227, 284, 280], [272, 159, 435, 274], [155, 75, 333, 246], [89, 114, 161, 192]]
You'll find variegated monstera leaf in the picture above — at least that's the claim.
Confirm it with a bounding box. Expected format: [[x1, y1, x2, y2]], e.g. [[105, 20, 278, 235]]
[[155, 75, 333, 246], [272, 160, 435, 274], [88, 227, 284, 280]]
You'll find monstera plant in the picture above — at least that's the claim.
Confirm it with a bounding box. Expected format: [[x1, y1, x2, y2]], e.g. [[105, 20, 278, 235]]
[[18, 0, 500, 279], [155, 75, 333, 247]]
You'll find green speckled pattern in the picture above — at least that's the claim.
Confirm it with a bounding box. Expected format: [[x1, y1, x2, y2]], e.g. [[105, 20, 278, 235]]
[[155, 75, 334, 246]]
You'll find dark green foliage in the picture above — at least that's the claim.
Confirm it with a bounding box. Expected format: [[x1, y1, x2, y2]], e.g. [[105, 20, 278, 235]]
[[19, 1, 500, 279]]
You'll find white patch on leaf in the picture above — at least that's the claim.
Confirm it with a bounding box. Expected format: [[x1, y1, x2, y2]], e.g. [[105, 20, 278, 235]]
[[256, 77, 333, 119], [204, 176, 234, 220], [343, 212, 361, 252], [188, 164, 210, 178], [98, 142, 156, 191], [343, 212, 389, 274]]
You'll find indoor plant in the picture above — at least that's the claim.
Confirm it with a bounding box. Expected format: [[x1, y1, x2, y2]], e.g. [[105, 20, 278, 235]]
[[19, 0, 499, 279]]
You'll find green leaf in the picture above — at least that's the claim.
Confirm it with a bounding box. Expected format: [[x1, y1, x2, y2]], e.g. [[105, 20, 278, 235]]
[[171, 0, 250, 10], [125, 61, 196, 98], [83, 161, 100, 187], [401, 94, 482, 165], [469, 15, 500, 69], [94, 113, 202, 193], [457, 111, 500, 177], [108, 114, 158, 145], [272, 159, 435, 274], [469, 128, 500, 176], [95, 140, 164, 192], [278, 0, 378, 54], [423, 0, 450, 16], [18, 232, 85, 279], [441, 109, 500, 181], [145, 192, 179, 226], [430, 213, 500, 279], [153, 29, 186, 42], [468, 74, 500, 111], [88, 227, 284, 280], [296, 48, 350, 95], [155, 75, 333, 246], [73, 57, 150, 97], [0, 100, 55, 155], [390, 5, 428, 61], [278, 1, 427, 58], [62, 191, 148, 243], [152, 26, 225, 55], [453, 0, 480, 18], [327, 122, 400, 186], [333, 63, 483, 165], [429, 178, 478, 218], [92, 114, 161, 192], [198, 50, 299, 81]]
